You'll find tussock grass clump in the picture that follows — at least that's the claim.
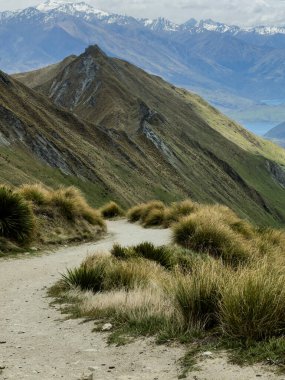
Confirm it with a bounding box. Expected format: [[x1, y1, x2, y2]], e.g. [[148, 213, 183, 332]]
[[111, 243, 134, 259], [104, 259, 153, 290], [173, 215, 250, 266], [62, 259, 108, 293], [1, 183, 106, 252], [100, 201, 124, 218], [50, 187, 84, 221], [63, 254, 166, 294], [133, 242, 175, 269], [173, 261, 223, 330], [219, 264, 285, 340], [143, 208, 165, 227], [139, 200, 165, 220], [51, 189, 79, 221], [110, 242, 198, 272], [172, 206, 257, 266], [110, 242, 177, 269], [63, 248, 285, 343], [81, 208, 105, 228], [172, 203, 285, 267], [164, 200, 198, 227], [50, 186, 106, 229], [127, 200, 165, 224], [128, 199, 200, 228], [171, 200, 197, 216], [127, 204, 145, 222], [18, 183, 51, 205], [31, 185, 106, 245], [0, 186, 34, 244]]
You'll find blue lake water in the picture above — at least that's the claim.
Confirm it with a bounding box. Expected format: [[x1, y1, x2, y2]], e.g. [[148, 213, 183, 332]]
[[233, 98, 285, 136]]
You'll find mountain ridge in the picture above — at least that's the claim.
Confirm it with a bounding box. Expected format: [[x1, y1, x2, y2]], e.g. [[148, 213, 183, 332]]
[[4, 1, 285, 36], [3, 0, 285, 128], [8, 45, 285, 226]]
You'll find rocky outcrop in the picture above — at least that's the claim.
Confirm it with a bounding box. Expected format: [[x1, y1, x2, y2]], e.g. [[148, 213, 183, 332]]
[[139, 101, 166, 127], [266, 161, 285, 188], [0, 105, 27, 143], [49, 54, 98, 110]]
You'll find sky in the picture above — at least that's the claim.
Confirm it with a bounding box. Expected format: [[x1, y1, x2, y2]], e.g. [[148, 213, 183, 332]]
[[1, 0, 285, 26]]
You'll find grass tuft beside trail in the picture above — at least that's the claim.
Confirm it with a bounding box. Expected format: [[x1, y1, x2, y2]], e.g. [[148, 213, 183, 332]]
[[100, 201, 125, 219], [0, 184, 106, 255], [51, 199, 285, 376]]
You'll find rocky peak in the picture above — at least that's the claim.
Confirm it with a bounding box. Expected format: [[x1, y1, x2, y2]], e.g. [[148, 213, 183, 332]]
[[84, 45, 108, 59]]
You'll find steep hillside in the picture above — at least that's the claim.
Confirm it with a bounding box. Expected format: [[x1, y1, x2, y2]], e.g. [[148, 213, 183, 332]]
[[0, 68, 172, 207], [12, 45, 285, 226]]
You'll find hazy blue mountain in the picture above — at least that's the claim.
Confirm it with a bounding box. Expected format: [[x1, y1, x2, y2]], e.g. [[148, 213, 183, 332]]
[[265, 122, 285, 147], [2, 0, 285, 128]]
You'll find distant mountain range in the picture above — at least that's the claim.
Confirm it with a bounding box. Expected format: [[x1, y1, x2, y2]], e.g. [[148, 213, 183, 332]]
[[2, 0, 285, 127], [265, 122, 285, 147], [4, 0, 285, 36]]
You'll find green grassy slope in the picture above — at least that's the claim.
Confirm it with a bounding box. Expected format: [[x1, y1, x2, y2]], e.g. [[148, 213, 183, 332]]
[[5, 46, 285, 226], [0, 145, 109, 207]]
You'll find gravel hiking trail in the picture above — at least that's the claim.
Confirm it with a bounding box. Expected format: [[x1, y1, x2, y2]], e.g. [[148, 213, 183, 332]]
[[0, 220, 283, 380]]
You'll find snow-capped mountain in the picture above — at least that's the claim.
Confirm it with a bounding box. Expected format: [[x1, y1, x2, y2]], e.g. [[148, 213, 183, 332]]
[[141, 17, 180, 32], [2, 0, 285, 35], [36, 0, 110, 19], [192, 19, 240, 34], [247, 25, 285, 35], [2, 0, 285, 126]]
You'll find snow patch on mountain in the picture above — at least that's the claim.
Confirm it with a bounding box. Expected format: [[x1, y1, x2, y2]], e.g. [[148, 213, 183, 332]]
[[246, 26, 285, 35], [37, 0, 71, 11], [0, 11, 13, 21], [2, 1, 285, 36], [142, 17, 179, 32], [37, 0, 109, 18]]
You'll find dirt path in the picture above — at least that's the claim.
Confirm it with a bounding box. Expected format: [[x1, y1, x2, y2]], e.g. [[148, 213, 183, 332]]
[[0, 220, 283, 380]]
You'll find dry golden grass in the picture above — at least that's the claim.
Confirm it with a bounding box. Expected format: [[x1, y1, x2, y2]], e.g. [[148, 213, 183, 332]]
[[49, 186, 106, 228], [78, 286, 178, 327], [143, 208, 165, 227], [173, 210, 255, 266], [172, 259, 228, 330], [17, 183, 51, 205], [219, 261, 285, 340], [60, 238, 285, 333], [100, 201, 124, 218], [1, 184, 106, 252], [126, 204, 146, 222], [54, 199, 285, 370], [81, 253, 170, 290], [163, 200, 198, 227], [128, 199, 201, 228], [127, 200, 165, 224], [63, 252, 179, 329], [171, 203, 285, 267]]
